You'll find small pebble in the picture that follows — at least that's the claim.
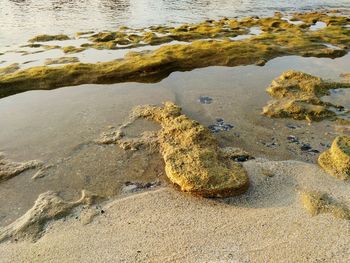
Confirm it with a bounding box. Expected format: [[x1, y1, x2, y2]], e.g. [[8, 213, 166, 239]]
[[198, 96, 213, 104], [208, 118, 234, 133], [300, 144, 312, 151]]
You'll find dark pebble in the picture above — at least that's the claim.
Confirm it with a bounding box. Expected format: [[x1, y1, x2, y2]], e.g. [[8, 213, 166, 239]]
[[300, 144, 312, 151], [198, 96, 213, 104], [287, 135, 299, 143], [208, 118, 234, 133]]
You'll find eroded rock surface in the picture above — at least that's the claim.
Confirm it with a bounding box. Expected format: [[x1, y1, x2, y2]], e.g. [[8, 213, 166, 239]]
[[0, 190, 98, 242], [101, 102, 249, 197], [262, 70, 350, 121], [2, 13, 350, 98], [318, 136, 350, 180]]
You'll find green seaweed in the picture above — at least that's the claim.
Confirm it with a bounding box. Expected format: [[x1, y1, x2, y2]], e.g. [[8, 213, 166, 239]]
[[29, 34, 70, 42], [1, 13, 350, 98], [262, 71, 350, 121]]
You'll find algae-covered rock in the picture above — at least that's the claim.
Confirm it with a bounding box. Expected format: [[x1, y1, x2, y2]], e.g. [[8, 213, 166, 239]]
[[121, 102, 249, 197], [0, 63, 20, 76], [29, 34, 70, 42], [2, 13, 350, 98], [0, 190, 99, 242], [62, 46, 86, 54], [318, 136, 350, 180], [45, 57, 80, 65], [262, 70, 350, 121], [300, 190, 350, 220]]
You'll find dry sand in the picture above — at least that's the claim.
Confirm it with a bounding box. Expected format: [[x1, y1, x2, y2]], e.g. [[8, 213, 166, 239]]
[[1, 158, 349, 263]]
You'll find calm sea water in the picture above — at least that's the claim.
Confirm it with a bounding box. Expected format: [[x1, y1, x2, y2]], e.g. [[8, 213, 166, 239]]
[[1, 0, 350, 48]]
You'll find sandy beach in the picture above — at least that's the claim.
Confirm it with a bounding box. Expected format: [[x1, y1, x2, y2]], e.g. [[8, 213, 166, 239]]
[[1, 158, 349, 262], [1, 2, 350, 262]]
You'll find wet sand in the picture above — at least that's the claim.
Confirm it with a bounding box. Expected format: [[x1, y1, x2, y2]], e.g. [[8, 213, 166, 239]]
[[1, 159, 349, 262], [0, 51, 350, 261]]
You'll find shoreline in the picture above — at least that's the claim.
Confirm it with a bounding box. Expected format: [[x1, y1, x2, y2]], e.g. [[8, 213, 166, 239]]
[[1, 158, 349, 262]]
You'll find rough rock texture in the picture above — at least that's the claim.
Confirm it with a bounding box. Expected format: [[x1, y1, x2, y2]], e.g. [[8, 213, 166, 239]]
[[300, 190, 350, 220], [28, 34, 70, 42], [0, 153, 42, 183], [0, 190, 98, 242], [262, 70, 350, 121], [2, 13, 350, 98], [318, 136, 350, 180], [44, 57, 79, 65], [111, 102, 250, 197]]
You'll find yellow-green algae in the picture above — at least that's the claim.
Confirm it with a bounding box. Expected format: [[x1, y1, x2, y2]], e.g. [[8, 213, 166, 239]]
[[2, 13, 350, 98], [262, 70, 350, 121], [318, 136, 350, 180], [300, 190, 350, 220], [0, 63, 20, 76], [45, 57, 80, 65], [28, 34, 70, 42], [112, 102, 249, 197], [62, 46, 86, 54]]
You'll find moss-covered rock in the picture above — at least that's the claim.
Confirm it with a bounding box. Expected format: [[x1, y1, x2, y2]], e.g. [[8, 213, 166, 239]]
[[110, 102, 249, 197], [29, 34, 70, 42], [62, 46, 86, 54], [2, 13, 350, 98], [262, 71, 350, 121], [45, 57, 80, 65], [318, 136, 350, 180]]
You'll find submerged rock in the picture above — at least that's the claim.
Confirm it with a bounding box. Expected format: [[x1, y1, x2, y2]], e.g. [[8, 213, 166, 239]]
[[0, 190, 98, 242], [198, 96, 213, 104], [2, 13, 350, 98], [28, 34, 70, 42], [318, 136, 350, 180], [262, 70, 350, 121], [208, 118, 234, 133], [0, 152, 42, 183], [117, 102, 250, 197], [0, 63, 20, 76], [45, 57, 80, 65], [300, 190, 350, 220]]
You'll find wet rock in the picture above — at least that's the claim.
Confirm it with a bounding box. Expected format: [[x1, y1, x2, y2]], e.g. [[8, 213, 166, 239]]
[[318, 136, 350, 180], [287, 135, 299, 143], [208, 118, 234, 133], [286, 123, 302, 129], [122, 180, 161, 193], [28, 34, 70, 42], [262, 70, 350, 121], [300, 143, 312, 151], [220, 147, 254, 162], [119, 102, 249, 197], [198, 96, 213, 104]]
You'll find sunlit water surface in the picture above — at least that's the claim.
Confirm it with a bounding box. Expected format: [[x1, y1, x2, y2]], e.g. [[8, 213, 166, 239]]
[[1, 0, 350, 48]]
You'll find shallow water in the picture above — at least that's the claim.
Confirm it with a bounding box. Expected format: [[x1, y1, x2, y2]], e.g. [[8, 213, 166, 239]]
[[1, 53, 350, 227], [1, 0, 350, 48], [1, 0, 350, 233]]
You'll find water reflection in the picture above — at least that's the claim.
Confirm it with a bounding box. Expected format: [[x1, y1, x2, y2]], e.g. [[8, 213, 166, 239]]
[[0, 0, 350, 48]]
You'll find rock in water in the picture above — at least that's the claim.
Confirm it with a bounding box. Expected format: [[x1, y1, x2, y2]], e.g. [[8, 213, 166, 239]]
[[130, 102, 249, 197], [318, 136, 350, 180], [262, 70, 350, 121]]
